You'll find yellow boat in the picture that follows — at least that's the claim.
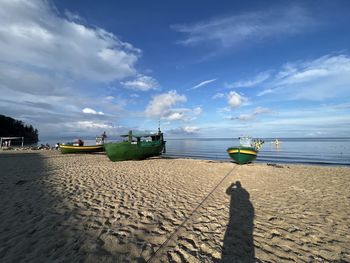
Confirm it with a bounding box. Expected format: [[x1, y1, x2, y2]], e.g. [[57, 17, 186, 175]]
[[59, 144, 104, 154]]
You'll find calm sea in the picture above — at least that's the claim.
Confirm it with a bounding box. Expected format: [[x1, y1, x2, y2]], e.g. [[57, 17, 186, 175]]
[[40, 137, 350, 166], [163, 138, 350, 166]]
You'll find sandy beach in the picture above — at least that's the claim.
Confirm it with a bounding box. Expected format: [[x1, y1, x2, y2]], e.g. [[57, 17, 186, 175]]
[[0, 151, 349, 262]]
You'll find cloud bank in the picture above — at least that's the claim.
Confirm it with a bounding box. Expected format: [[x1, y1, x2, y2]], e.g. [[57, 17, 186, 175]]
[[0, 0, 140, 82], [0, 0, 146, 138]]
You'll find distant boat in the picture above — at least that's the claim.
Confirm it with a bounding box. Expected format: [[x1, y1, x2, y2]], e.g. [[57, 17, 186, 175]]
[[96, 131, 107, 145], [104, 129, 166, 162], [227, 137, 262, 165], [59, 142, 104, 154], [271, 138, 281, 147]]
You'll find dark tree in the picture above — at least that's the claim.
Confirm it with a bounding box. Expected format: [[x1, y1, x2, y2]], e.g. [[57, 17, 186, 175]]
[[0, 115, 39, 143]]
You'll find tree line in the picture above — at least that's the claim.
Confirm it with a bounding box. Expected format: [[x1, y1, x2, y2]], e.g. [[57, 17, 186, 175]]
[[0, 115, 39, 143]]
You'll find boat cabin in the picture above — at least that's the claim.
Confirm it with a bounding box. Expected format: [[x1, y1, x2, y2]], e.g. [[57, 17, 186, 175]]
[[239, 136, 253, 147], [121, 130, 164, 143]]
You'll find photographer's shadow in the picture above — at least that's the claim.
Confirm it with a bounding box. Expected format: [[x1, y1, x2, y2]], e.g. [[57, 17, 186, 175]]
[[221, 181, 255, 263]]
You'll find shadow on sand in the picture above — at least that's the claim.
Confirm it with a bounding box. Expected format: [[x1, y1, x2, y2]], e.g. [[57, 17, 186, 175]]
[[222, 181, 255, 263], [0, 152, 87, 262]]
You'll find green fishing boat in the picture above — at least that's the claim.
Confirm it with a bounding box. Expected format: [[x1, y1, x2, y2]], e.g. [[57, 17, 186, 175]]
[[104, 129, 166, 161], [59, 144, 104, 154], [227, 137, 262, 164]]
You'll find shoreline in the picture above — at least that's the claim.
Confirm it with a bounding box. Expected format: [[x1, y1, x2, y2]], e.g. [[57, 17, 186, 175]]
[[1, 151, 350, 262], [4, 135, 350, 166], [2, 148, 350, 167]]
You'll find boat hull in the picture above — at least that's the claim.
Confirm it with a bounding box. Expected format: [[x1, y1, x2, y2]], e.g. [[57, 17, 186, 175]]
[[59, 145, 104, 154], [227, 146, 257, 164], [104, 141, 165, 161]]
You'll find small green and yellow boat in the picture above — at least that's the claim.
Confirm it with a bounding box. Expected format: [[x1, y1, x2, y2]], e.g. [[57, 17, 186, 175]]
[[227, 137, 262, 164], [59, 144, 104, 154], [227, 146, 257, 164], [104, 129, 165, 161]]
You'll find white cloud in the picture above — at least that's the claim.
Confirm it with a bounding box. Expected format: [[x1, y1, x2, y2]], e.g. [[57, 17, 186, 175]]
[[256, 110, 350, 136], [166, 112, 185, 121], [144, 91, 203, 121], [227, 91, 247, 108], [172, 6, 316, 49], [188, 78, 217, 90], [257, 89, 274, 96], [281, 69, 329, 84], [193, 107, 202, 115], [0, 0, 140, 82], [254, 107, 271, 115], [82, 107, 104, 115], [258, 54, 350, 100], [183, 126, 200, 133], [164, 106, 202, 121], [226, 107, 271, 121], [329, 103, 350, 109], [121, 75, 159, 91], [225, 72, 270, 88], [64, 10, 84, 22], [0, 62, 64, 96], [168, 126, 201, 135], [145, 90, 187, 119], [71, 121, 112, 129], [212, 93, 225, 99]]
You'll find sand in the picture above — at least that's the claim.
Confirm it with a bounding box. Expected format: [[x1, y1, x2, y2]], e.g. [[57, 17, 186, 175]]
[[0, 151, 349, 262]]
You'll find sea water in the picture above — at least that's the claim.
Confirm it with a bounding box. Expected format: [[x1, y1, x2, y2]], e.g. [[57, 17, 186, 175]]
[[163, 137, 350, 166], [40, 137, 350, 166]]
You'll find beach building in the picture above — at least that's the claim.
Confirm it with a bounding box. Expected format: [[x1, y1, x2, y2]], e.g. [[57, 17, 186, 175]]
[[0, 137, 24, 148]]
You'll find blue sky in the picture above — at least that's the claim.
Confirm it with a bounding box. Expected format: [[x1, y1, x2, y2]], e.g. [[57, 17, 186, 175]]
[[1, 0, 350, 140]]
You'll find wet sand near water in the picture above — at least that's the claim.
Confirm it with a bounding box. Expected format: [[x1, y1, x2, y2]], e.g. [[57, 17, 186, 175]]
[[0, 151, 349, 262]]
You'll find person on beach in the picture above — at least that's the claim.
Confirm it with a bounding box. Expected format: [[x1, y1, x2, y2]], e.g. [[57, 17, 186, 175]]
[[102, 131, 107, 141], [78, 139, 84, 146], [96, 132, 107, 144]]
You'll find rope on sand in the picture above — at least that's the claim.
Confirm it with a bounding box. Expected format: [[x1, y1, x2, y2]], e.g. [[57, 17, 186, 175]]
[[146, 164, 238, 262]]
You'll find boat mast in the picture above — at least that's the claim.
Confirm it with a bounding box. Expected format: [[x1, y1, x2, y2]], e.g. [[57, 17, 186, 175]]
[[128, 130, 132, 142]]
